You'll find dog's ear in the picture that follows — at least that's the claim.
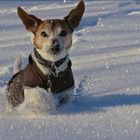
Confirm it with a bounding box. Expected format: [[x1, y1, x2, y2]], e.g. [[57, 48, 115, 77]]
[[64, 1, 85, 32], [17, 7, 42, 33]]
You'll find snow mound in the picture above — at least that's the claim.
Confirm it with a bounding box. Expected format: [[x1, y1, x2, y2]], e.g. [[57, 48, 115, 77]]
[[16, 87, 57, 116], [0, 86, 58, 117], [0, 86, 8, 113]]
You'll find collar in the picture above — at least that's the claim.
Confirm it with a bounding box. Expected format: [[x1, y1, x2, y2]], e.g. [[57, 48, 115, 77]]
[[34, 48, 69, 76]]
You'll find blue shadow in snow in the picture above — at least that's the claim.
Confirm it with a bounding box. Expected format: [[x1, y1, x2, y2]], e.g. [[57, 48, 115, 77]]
[[60, 94, 140, 114]]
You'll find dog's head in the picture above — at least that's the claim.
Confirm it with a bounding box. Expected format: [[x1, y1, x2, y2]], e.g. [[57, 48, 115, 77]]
[[17, 1, 85, 62]]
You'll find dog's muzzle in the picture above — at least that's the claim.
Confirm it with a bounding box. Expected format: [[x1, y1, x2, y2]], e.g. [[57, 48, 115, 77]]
[[51, 40, 60, 54]]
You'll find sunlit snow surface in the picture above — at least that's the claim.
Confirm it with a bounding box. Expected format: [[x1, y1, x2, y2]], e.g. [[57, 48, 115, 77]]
[[0, 1, 140, 140]]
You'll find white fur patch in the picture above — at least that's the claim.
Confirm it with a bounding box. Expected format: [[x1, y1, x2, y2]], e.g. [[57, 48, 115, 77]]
[[55, 56, 69, 74], [31, 33, 35, 45]]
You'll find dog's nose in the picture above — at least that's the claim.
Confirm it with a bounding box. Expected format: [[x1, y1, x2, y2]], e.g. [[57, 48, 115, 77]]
[[52, 39, 58, 46], [51, 40, 59, 51]]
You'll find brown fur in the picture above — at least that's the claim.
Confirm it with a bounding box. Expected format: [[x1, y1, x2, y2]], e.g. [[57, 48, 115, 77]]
[[33, 20, 72, 50], [6, 1, 85, 107]]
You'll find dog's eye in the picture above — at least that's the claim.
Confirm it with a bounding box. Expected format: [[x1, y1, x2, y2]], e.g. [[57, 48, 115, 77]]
[[60, 31, 67, 37], [41, 31, 48, 37]]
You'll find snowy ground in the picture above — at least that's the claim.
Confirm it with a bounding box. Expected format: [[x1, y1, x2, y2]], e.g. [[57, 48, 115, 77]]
[[0, 1, 140, 140]]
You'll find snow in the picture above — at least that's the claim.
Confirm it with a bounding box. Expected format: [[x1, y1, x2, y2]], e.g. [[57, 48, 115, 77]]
[[0, 1, 140, 140]]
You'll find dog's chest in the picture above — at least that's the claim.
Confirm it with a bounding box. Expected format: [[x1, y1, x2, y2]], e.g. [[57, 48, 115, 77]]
[[46, 68, 74, 93], [6, 56, 75, 107], [24, 57, 75, 94]]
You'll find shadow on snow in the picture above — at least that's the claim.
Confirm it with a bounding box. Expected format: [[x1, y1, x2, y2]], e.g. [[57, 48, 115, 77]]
[[60, 94, 140, 115]]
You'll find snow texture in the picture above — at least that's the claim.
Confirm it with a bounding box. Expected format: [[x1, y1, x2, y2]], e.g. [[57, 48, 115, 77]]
[[0, 1, 140, 140]]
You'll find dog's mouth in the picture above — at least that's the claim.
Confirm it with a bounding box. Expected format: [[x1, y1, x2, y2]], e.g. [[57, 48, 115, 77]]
[[50, 44, 60, 55], [50, 49, 60, 55], [51, 47, 60, 55]]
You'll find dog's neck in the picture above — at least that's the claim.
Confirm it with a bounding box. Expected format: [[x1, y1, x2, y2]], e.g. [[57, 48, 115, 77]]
[[34, 48, 68, 69], [32, 49, 70, 76]]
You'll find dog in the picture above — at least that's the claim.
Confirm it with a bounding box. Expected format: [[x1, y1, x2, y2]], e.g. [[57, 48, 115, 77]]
[[6, 1, 85, 108]]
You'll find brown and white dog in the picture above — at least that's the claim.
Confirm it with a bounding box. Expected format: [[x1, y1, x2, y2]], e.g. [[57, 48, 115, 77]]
[[6, 1, 85, 108]]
